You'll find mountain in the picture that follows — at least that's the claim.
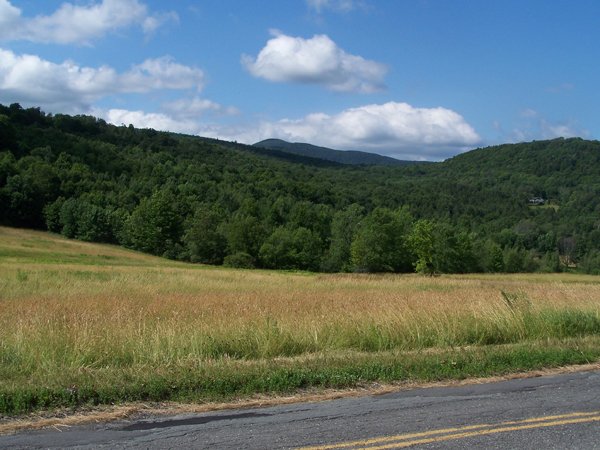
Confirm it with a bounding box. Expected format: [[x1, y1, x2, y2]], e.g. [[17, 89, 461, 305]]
[[253, 138, 418, 166], [197, 137, 343, 168]]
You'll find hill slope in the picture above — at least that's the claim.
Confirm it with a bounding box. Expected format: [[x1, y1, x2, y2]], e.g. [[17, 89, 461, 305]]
[[1, 104, 599, 274], [253, 138, 416, 166], [0, 225, 177, 267]]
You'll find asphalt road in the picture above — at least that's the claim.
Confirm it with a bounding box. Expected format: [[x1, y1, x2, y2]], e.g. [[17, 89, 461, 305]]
[[2, 370, 600, 449]]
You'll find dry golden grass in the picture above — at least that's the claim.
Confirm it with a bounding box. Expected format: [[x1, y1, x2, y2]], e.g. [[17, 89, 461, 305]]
[[2, 226, 600, 415], [2, 230, 600, 365]]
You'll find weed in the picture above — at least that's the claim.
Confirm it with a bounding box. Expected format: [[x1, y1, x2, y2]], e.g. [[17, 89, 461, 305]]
[[16, 270, 28, 282]]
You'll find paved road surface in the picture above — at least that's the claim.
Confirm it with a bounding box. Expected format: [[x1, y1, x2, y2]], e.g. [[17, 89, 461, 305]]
[[2, 370, 600, 449]]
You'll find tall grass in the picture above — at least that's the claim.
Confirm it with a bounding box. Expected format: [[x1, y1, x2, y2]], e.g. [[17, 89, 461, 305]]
[[1, 227, 600, 414], [3, 270, 600, 363]]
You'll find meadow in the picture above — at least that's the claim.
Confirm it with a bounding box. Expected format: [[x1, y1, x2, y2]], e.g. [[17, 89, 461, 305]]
[[1, 226, 600, 415]]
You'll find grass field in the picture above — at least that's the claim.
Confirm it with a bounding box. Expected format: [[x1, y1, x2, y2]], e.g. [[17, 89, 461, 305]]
[[1, 226, 600, 415]]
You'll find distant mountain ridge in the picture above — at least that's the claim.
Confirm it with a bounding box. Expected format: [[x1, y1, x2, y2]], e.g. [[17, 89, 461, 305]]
[[253, 138, 419, 166]]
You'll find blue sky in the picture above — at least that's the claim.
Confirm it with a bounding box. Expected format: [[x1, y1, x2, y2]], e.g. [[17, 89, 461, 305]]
[[1, 0, 598, 160]]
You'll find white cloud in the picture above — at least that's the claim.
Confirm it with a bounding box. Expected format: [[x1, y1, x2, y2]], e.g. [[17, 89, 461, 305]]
[[0, 49, 204, 112], [242, 31, 387, 93], [0, 0, 176, 44], [546, 82, 574, 94], [164, 97, 239, 118], [98, 98, 240, 134], [95, 101, 480, 161], [142, 11, 179, 35], [519, 108, 538, 118], [0, 0, 19, 30], [539, 120, 585, 140], [510, 121, 585, 142], [203, 102, 481, 160], [506, 109, 588, 142], [119, 57, 204, 92], [101, 108, 199, 134], [306, 0, 361, 13]]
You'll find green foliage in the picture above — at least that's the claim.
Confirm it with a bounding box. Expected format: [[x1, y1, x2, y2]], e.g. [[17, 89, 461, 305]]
[[482, 240, 504, 272], [409, 219, 436, 274], [351, 207, 413, 272], [259, 226, 322, 271], [124, 189, 184, 257], [43, 197, 64, 233], [222, 214, 267, 259], [0, 114, 17, 151], [183, 207, 226, 264], [322, 203, 365, 272], [579, 251, 600, 275], [1, 104, 600, 273], [64, 199, 113, 242], [539, 251, 562, 273], [432, 225, 479, 273], [223, 252, 256, 269], [503, 247, 538, 273]]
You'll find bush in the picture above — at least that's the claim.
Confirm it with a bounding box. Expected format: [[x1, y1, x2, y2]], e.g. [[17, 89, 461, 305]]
[[223, 252, 255, 269]]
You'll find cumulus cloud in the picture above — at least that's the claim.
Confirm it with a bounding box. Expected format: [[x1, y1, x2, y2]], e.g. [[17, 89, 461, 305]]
[[0, 0, 19, 30], [0, 49, 204, 112], [0, 0, 176, 44], [98, 98, 240, 134], [101, 108, 200, 134], [202, 102, 481, 160], [96, 101, 480, 160], [242, 31, 387, 93]]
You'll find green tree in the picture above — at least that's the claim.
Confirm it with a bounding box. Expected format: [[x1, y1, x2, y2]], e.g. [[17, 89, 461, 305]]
[[0, 114, 17, 151], [183, 207, 226, 264], [351, 207, 413, 273], [409, 219, 436, 275], [124, 189, 184, 257], [223, 252, 256, 269], [432, 225, 479, 273], [222, 214, 267, 259], [56, 197, 113, 242], [43, 197, 65, 233], [288, 200, 333, 244], [322, 203, 365, 272], [539, 251, 562, 273], [259, 226, 322, 271], [481, 240, 504, 273]]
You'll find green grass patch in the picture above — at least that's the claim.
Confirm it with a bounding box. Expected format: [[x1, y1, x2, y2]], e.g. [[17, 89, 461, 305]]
[[1, 338, 599, 415]]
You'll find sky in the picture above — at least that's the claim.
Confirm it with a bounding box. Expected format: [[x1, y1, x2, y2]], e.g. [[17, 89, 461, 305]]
[[1, 0, 599, 161]]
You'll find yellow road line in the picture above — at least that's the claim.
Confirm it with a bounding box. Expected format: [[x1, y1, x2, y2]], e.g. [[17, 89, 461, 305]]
[[298, 411, 600, 450], [367, 415, 600, 450]]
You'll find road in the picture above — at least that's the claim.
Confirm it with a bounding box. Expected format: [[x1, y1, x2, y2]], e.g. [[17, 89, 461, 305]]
[[2, 369, 600, 449]]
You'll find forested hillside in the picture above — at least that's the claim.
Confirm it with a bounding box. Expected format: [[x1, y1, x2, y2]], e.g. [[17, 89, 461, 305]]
[[1, 103, 599, 273]]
